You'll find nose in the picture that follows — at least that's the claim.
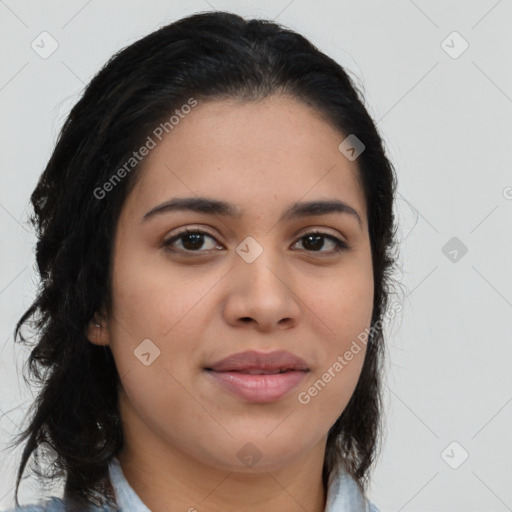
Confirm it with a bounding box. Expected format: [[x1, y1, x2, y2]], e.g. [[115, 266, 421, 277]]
[[222, 242, 301, 332]]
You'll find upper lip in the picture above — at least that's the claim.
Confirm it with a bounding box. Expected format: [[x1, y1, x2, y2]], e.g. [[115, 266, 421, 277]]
[[205, 350, 310, 372]]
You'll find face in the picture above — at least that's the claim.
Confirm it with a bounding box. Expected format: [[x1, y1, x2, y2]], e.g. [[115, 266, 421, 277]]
[[88, 94, 374, 473]]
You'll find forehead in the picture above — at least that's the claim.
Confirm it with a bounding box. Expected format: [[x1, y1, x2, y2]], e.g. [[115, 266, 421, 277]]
[[126, 95, 367, 226]]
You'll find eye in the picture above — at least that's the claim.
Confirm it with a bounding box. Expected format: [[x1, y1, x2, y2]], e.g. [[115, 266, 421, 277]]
[[292, 231, 350, 254], [163, 229, 221, 253], [162, 228, 350, 255]]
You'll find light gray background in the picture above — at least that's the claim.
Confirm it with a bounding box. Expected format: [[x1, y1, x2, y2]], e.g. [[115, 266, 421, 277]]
[[1, 1, 511, 511]]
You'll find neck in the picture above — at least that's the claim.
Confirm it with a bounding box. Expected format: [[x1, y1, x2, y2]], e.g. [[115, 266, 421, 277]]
[[116, 438, 327, 512]]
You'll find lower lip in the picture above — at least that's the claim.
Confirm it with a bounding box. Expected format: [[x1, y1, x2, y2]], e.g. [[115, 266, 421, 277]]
[[206, 370, 308, 403]]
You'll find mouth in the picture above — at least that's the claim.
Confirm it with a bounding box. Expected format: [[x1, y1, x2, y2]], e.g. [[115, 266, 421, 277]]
[[204, 350, 310, 403]]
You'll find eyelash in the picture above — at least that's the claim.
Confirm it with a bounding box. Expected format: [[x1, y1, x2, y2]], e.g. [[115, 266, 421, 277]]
[[162, 228, 350, 256]]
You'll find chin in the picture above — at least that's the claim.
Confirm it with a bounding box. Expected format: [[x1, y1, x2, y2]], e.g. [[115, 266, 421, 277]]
[[203, 438, 311, 474]]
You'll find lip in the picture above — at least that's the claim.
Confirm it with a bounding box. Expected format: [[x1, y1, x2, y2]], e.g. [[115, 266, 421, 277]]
[[206, 350, 309, 372], [204, 350, 310, 403]]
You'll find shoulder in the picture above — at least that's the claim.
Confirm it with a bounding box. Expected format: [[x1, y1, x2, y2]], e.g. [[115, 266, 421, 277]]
[[2, 496, 116, 512], [326, 462, 382, 512], [369, 501, 381, 512], [1, 497, 67, 512]]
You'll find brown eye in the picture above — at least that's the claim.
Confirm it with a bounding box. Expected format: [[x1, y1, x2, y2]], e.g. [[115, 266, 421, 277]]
[[163, 229, 222, 253], [293, 232, 349, 255]]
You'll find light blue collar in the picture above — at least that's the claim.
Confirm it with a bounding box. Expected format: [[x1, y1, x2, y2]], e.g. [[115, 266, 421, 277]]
[[108, 457, 150, 512]]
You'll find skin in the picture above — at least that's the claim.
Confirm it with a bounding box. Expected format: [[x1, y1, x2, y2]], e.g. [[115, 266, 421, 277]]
[[87, 94, 374, 512]]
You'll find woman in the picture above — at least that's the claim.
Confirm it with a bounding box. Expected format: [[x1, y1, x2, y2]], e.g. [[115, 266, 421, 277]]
[[4, 10, 399, 512]]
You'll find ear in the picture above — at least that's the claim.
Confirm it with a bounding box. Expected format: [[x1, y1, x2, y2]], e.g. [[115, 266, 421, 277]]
[[86, 311, 110, 346]]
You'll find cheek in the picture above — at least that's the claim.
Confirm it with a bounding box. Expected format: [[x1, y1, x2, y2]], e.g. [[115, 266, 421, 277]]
[[111, 248, 210, 337], [108, 254, 220, 390], [297, 339, 367, 433], [109, 255, 207, 428], [298, 265, 373, 418], [310, 262, 374, 343], [117, 364, 211, 451]]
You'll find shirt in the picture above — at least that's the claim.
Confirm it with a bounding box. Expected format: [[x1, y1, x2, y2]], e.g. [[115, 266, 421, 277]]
[[3, 456, 380, 512]]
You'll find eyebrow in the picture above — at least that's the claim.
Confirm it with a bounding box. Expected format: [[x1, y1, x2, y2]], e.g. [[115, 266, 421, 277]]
[[142, 196, 362, 228]]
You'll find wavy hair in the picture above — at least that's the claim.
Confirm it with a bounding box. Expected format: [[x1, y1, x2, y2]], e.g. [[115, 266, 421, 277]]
[[5, 10, 400, 508]]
